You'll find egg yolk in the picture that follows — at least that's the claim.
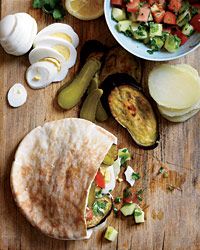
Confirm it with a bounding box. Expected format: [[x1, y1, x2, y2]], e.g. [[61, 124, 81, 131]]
[[51, 33, 72, 44]]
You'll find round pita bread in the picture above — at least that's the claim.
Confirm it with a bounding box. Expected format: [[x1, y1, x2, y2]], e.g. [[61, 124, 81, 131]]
[[11, 118, 117, 240]]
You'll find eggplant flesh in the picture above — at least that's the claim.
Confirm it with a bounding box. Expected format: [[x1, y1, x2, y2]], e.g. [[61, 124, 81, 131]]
[[108, 85, 159, 148], [86, 195, 112, 229]]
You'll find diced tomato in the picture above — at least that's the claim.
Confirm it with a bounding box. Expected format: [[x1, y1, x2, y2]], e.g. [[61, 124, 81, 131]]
[[137, 7, 151, 22], [168, 0, 182, 13], [163, 11, 176, 24], [86, 208, 93, 221], [163, 27, 172, 33], [173, 29, 189, 45], [158, 0, 166, 8], [153, 10, 165, 23], [190, 14, 200, 32], [126, 0, 140, 13], [148, 0, 157, 5], [123, 197, 133, 203], [95, 171, 105, 188], [111, 0, 123, 6]]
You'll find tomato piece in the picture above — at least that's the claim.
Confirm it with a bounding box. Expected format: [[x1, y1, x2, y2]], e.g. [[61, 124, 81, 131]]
[[163, 27, 172, 33], [126, 0, 140, 13], [148, 0, 158, 5], [190, 14, 200, 32], [86, 207, 93, 221], [163, 11, 176, 24], [153, 10, 165, 23], [111, 0, 123, 6], [173, 29, 189, 45], [137, 7, 151, 22], [95, 171, 105, 188], [168, 0, 182, 13], [158, 0, 166, 8]]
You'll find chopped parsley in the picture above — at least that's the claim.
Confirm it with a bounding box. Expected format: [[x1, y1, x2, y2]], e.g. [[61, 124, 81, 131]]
[[114, 197, 121, 203], [95, 189, 103, 199], [132, 172, 141, 180], [118, 148, 131, 165], [123, 187, 132, 198], [32, 0, 65, 20], [134, 209, 142, 217], [93, 201, 107, 216]]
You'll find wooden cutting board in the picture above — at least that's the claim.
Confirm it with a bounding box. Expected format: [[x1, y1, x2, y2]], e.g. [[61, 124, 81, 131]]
[[0, 1, 200, 250]]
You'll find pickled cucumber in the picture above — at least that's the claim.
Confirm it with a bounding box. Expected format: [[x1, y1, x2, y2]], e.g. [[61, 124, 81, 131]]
[[96, 102, 108, 122], [80, 89, 103, 122], [57, 58, 101, 110], [103, 144, 118, 166]]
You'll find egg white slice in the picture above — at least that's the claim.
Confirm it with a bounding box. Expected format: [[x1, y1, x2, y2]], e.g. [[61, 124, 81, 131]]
[[7, 83, 27, 108], [29, 47, 69, 82], [34, 37, 77, 68], [34, 23, 79, 48], [26, 61, 58, 89]]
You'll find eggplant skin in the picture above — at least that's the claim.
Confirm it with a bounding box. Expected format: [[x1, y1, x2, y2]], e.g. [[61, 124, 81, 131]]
[[108, 85, 159, 149], [100, 46, 142, 84]]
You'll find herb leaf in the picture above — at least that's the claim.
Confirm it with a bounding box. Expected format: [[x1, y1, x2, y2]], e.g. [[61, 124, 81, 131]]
[[93, 201, 107, 216], [132, 172, 140, 180]]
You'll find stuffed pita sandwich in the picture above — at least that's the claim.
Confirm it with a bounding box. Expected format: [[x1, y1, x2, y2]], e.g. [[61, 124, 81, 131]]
[[11, 118, 118, 240]]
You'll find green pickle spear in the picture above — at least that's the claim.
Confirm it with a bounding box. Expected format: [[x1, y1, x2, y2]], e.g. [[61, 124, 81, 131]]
[[58, 58, 101, 110], [80, 89, 103, 122]]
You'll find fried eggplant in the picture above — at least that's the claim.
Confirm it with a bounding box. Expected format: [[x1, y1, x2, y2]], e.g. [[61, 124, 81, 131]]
[[108, 85, 159, 149], [86, 195, 112, 229], [100, 46, 142, 84]]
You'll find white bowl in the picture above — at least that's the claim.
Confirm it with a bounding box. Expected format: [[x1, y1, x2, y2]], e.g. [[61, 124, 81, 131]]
[[104, 1, 200, 61]]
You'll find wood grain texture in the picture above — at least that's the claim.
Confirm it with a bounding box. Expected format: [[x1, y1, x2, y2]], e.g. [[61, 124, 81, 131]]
[[0, 1, 200, 250]]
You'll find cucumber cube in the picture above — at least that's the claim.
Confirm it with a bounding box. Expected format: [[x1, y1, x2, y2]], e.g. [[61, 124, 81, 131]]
[[120, 203, 137, 216], [134, 208, 145, 223], [104, 226, 118, 242], [112, 8, 126, 22], [149, 23, 163, 38]]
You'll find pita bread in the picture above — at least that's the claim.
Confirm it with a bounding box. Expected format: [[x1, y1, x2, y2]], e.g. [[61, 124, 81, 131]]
[[11, 118, 117, 240]]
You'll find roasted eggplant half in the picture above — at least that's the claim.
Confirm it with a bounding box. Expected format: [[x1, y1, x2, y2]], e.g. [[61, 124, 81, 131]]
[[100, 46, 141, 84], [108, 85, 159, 149], [86, 185, 112, 229]]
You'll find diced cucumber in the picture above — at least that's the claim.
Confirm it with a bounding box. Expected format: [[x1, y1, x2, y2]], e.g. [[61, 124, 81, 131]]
[[143, 35, 150, 44], [182, 23, 194, 36], [149, 37, 164, 51], [133, 25, 148, 40], [164, 34, 181, 53], [120, 203, 137, 216], [177, 10, 191, 27], [131, 23, 140, 33], [149, 22, 163, 38], [116, 20, 132, 37], [134, 208, 145, 223], [129, 13, 137, 22], [112, 8, 126, 22], [104, 226, 118, 242], [179, 1, 190, 14]]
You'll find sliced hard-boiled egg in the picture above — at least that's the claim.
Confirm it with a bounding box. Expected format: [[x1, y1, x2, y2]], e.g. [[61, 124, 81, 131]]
[[124, 166, 135, 187], [26, 61, 58, 89], [0, 14, 16, 40], [7, 83, 27, 108], [34, 37, 77, 68], [101, 165, 116, 194], [29, 47, 69, 82], [33, 23, 79, 48]]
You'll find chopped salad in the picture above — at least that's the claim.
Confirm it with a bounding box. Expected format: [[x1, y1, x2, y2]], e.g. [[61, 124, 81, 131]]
[[111, 0, 200, 54]]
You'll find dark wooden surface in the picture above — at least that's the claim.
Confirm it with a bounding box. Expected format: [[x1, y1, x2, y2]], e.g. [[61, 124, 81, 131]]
[[0, 1, 200, 250]]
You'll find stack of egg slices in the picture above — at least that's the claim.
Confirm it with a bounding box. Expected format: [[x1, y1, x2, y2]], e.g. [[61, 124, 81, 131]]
[[26, 23, 79, 89], [0, 13, 37, 56]]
